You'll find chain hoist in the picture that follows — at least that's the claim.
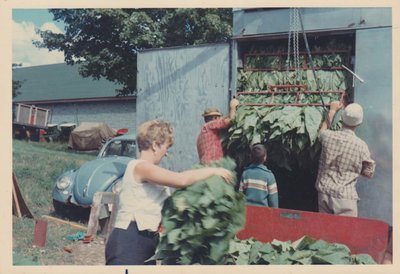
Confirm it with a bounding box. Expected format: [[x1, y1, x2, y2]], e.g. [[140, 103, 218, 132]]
[[237, 8, 346, 110], [297, 8, 327, 112], [286, 8, 301, 84]]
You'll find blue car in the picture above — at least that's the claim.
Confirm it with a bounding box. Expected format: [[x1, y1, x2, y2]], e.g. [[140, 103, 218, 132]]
[[52, 134, 136, 216]]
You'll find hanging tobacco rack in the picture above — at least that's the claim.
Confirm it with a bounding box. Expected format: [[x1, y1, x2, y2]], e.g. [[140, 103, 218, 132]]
[[237, 85, 346, 107], [242, 49, 351, 72]]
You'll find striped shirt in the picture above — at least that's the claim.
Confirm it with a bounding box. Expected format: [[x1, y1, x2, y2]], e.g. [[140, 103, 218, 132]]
[[197, 117, 231, 164], [315, 128, 375, 200], [239, 164, 279, 207]]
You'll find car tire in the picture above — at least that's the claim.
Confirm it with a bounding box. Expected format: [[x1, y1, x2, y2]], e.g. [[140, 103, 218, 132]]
[[52, 199, 71, 217], [52, 199, 90, 221]]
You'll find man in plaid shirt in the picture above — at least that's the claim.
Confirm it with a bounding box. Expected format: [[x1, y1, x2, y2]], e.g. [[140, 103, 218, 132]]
[[197, 98, 239, 164], [315, 101, 375, 217]]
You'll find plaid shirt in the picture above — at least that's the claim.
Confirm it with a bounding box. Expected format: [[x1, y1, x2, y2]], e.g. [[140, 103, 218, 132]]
[[196, 117, 230, 164], [315, 128, 375, 200]]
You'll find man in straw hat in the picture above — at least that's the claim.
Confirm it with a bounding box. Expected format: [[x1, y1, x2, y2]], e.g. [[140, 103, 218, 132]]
[[315, 101, 375, 217], [196, 98, 239, 164]]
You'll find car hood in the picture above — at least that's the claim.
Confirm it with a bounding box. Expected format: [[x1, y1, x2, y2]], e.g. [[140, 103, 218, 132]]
[[72, 156, 132, 205]]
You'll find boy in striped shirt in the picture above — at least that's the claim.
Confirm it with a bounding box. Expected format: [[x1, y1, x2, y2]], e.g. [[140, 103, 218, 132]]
[[239, 144, 279, 207]]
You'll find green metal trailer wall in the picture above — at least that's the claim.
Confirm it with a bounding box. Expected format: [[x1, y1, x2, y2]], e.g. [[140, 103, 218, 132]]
[[232, 7, 393, 225], [233, 8, 391, 37], [354, 27, 392, 225]]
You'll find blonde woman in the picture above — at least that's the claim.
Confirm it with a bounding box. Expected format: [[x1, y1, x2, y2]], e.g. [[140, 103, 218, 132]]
[[105, 119, 233, 265]]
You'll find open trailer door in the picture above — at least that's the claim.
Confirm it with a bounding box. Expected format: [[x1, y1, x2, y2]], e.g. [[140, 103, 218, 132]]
[[136, 43, 231, 171]]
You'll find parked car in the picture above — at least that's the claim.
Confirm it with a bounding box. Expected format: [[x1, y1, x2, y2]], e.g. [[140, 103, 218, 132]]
[[52, 134, 136, 216]]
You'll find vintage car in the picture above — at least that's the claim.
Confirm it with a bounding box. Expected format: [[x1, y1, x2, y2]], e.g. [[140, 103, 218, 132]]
[[52, 134, 136, 216]]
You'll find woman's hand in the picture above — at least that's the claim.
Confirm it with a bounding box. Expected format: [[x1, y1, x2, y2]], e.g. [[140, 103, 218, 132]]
[[213, 168, 234, 184]]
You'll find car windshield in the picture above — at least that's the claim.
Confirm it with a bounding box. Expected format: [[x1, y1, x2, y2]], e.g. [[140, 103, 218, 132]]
[[102, 139, 136, 158]]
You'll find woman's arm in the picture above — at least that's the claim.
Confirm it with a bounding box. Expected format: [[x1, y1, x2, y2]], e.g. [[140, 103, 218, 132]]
[[134, 161, 233, 188]]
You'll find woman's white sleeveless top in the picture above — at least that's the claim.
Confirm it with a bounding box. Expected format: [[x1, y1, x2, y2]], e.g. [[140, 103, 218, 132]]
[[114, 159, 171, 232]]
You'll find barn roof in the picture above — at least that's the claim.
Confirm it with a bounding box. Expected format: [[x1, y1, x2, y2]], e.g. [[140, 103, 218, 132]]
[[12, 63, 132, 104]]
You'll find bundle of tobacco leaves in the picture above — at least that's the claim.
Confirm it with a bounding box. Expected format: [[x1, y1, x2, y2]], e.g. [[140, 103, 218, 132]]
[[224, 236, 376, 265], [153, 157, 246, 265], [224, 52, 350, 172]]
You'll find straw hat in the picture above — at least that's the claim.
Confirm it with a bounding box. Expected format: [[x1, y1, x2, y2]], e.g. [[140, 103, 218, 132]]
[[202, 107, 222, 117]]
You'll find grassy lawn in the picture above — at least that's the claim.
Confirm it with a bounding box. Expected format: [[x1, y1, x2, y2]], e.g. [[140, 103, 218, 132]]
[[12, 140, 96, 265]]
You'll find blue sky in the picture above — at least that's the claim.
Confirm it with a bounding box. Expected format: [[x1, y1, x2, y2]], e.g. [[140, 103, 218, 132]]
[[12, 9, 65, 67], [13, 9, 65, 30]]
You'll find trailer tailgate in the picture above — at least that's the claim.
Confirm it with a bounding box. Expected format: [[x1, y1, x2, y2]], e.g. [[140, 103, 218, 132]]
[[236, 206, 389, 263]]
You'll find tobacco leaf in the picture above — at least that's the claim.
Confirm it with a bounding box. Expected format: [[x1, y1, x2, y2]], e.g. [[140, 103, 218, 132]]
[[225, 67, 347, 172], [304, 107, 324, 144], [225, 236, 376, 265], [154, 158, 246, 265]]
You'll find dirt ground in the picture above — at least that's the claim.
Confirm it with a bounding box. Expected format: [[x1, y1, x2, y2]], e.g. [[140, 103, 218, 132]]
[[64, 237, 106, 265]]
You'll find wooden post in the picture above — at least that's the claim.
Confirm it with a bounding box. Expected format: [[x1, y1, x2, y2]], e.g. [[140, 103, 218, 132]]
[[12, 182, 22, 218], [33, 219, 48, 247], [32, 107, 37, 125], [28, 106, 33, 125], [106, 194, 120, 243], [12, 172, 33, 218], [15, 104, 21, 123], [41, 215, 87, 231], [85, 192, 116, 241], [44, 109, 49, 128]]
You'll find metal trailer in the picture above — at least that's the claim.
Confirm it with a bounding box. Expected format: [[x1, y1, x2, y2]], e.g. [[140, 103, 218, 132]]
[[12, 103, 50, 141], [237, 205, 390, 264], [232, 8, 392, 226], [136, 8, 392, 226]]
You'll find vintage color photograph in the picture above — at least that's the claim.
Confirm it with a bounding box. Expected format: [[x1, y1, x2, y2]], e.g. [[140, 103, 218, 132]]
[[2, 2, 399, 274]]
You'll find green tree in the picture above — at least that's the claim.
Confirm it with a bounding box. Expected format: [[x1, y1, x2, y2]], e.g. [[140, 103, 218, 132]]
[[34, 9, 233, 96], [12, 63, 24, 98]]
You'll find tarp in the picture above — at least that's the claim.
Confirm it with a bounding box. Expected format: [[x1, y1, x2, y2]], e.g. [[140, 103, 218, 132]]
[[68, 122, 116, 151]]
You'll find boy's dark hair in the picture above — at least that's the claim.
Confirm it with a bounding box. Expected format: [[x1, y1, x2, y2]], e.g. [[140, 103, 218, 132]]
[[251, 143, 267, 164]]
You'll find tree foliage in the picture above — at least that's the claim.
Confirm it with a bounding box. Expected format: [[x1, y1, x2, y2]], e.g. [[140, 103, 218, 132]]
[[12, 63, 24, 98], [34, 9, 233, 96]]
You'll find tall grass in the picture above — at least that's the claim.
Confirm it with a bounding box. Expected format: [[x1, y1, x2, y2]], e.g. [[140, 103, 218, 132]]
[[12, 140, 96, 265], [13, 140, 95, 216]]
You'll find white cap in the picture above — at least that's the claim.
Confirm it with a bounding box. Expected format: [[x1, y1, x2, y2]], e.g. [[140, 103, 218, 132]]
[[342, 103, 363, 126]]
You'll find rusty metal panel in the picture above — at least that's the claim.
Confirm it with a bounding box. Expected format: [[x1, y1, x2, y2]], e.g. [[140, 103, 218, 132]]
[[233, 8, 391, 38], [354, 27, 392, 225], [137, 44, 230, 171]]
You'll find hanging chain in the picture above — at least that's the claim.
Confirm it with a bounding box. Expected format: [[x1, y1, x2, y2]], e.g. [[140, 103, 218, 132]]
[[286, 8, 301, 84], [286, 10, 292, 71], [293, 8, 300, 74]]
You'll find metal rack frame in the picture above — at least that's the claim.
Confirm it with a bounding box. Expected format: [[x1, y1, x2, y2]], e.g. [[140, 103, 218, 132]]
[[237, 85, 346, 107]]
